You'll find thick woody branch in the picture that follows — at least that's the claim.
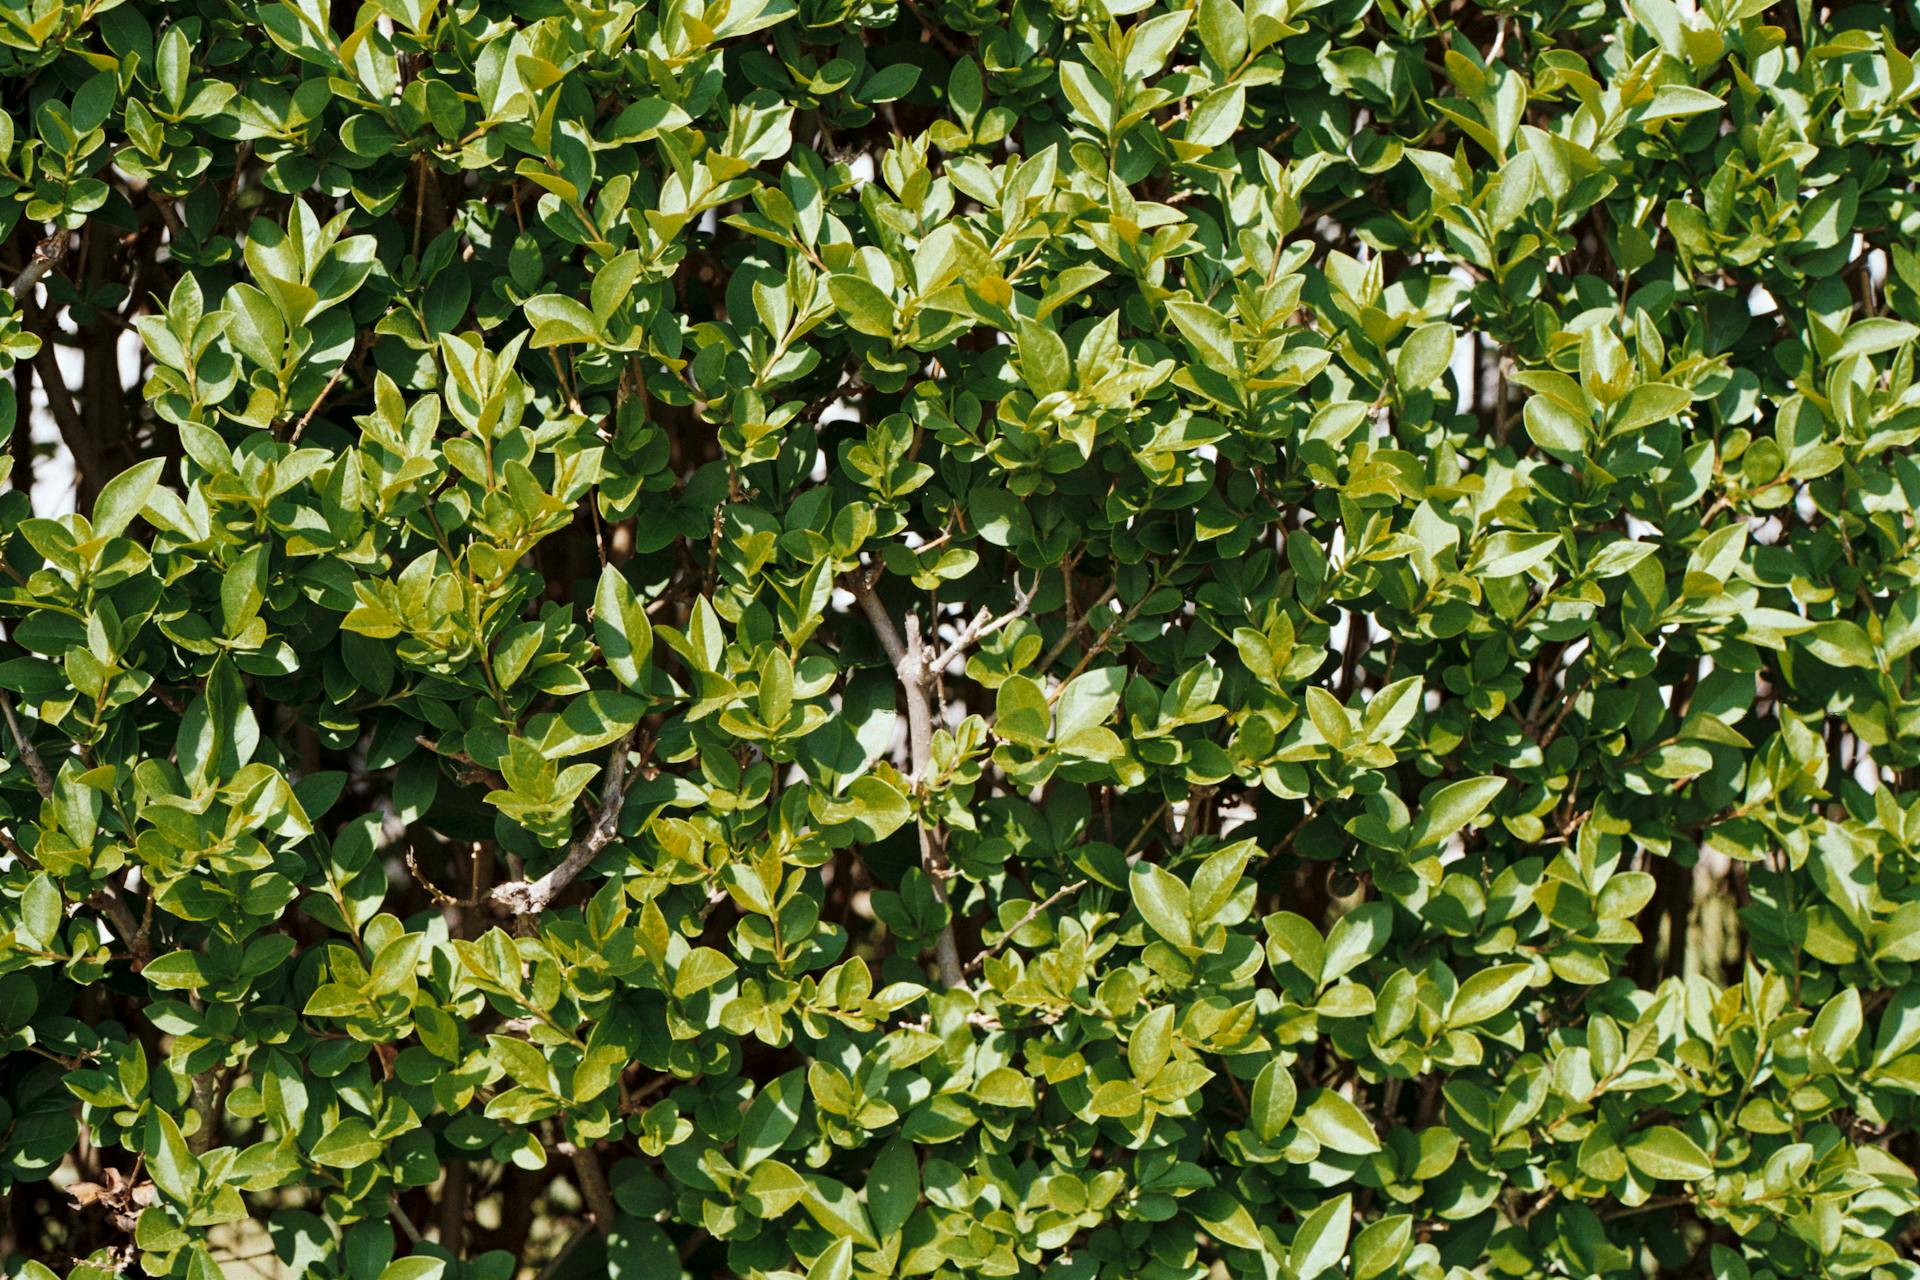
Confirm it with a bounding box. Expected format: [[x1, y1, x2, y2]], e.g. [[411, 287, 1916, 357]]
[[94, 882, 150, 963], [491, 733, 633, 916], [563, 1140, 618, 1238], [10, 233, 67, 302]]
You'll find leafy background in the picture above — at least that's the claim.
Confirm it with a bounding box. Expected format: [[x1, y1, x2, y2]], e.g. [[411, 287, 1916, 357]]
[[0, 0, 1918, 1278]]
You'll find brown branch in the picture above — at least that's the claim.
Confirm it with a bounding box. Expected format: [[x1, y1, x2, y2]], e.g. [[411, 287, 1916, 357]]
[[286, 362, 348, 445], [963, 799, 1170, 975], [1039, 583, 1119, 671], [10, 232, 67, 301], [93, 881, 150, 964], [407, 841, 485, 909], [536, 1223, 596, 1280], [965, 877, 1085, 974], [927, 573, 1040, 674], [849, 568, 965, 989], [564, 1141, 617, 1238], [490, 733, 633, 916], [0, 691, 53, 798]]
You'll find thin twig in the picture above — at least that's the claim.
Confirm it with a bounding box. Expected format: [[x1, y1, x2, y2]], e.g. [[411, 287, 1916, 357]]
[[1256, 802, 1323, 869], [1, 691, 53, 798], [407, 843, 485, 908], [965, 878, 1086, 974], [964, 799, 1170, 975], [390, 1197, 424, 1245], [287, 363, 348, 445], [491, 734, 633, 916], [927, 573, 1041, 674], [1039, 583, 1119, 671]]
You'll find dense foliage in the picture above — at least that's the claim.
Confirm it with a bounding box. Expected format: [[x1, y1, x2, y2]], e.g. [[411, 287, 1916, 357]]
[[1, 0, 1919, 1276]]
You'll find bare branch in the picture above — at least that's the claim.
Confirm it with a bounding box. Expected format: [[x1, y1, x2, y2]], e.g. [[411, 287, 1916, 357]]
[[1, 691, 53, 798], [561, 1140, 617, 1238], [1039, 583, 1118, 671], [848, 568, 910, 674], [408, 841, 486, 909], [846, 564, 966, 988], [10, 233, 67, 302], [287, 362, 348, 445], [963, 799, 1170, 976], [93, 882, 151, 964], [491, 733, 633, 916], [965, 877, 1085, 975], [928, 572, 1040, 674]]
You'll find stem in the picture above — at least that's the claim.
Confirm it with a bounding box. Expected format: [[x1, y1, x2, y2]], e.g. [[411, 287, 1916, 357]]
[[851, 572, 966, 988], [9, 233, 67, 301], [491, 733, 633, 916], [1, 691, 53, 798], [567, 1141, 617, 1237]]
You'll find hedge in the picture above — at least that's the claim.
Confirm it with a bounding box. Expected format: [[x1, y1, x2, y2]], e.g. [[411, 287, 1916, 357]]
[[1, 0, 1919, 1276]]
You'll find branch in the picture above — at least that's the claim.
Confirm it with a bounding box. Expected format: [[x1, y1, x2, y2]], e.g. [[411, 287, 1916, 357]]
[[93, 882, 151, 964], [965, 877, 1085, 975], [10, 233, 67, 302], [407, 842, 486, 909], [0, 691, 53, 798], [927, 573, 1040, 674], [490, 734, 633, 916], [847, 568, 965, 988], [1039, 583, 1118, 671], [536, 1223, 596, 1280], [560, 1140, 618, 1238], [286, 362, 348, 445], [849, 567, 910, 674]]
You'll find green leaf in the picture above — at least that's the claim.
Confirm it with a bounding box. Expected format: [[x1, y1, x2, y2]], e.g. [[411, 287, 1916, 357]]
[[594, 565, 654, 693], [525, 294, 602, 346], [1166, 299, 1235, 376], [19, 873, 58, 949], [1395, 322, 1454, 392], [1524, 394, 1590, 451], [378, 1261, 447, 1280], [1611, 382, 1690, 432], [1322, 902, 1391, 983], [739, 1070, 805, 1168], [801, 1173, 878, 1247], [1249, 1058, 1297, 1142], [1449, 963, 1534, 1025], [827, 276, 895, 338], [1289, 1192, 1352, 1280], [146, 1109, 198, 1204], [1412, 776, 1506, 846], [91, 457, 166, 541], [1641, 84, 1724, 121], [1473, 531, 1560, 578], [1055, 667, 1125, 741], [539, 690, 646, 757], [310, 1118, 383, 1169], [865, 1138, 919, 1241], [1625, 1125, 1713, 1180], [673, 947, 738, 999], [1832, 317, 1919, 361], [1352, 1214, 1413, 1280], [1299, 1092, 1380, 1154], [1131, 863, 1192, 951]]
